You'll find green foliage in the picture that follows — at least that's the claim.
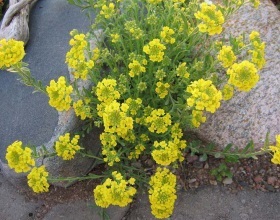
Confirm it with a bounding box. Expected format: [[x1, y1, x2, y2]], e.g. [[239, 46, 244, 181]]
[[210, 163, 233, 182]]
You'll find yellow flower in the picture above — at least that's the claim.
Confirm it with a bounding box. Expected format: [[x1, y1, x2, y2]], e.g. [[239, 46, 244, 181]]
[[186, 79, 222, 113], [249, 31, 266, 70], [128, 60, 146, 77], [194, 3, 225, 35], [250, 0, 260, 8], [124, 20, 144, 40], [73, 99, 92, 120], [191, 110, 207, 128], [110, 33, 120, 43], [66, 33, 94, 80], [128, 144, 146, 159], [46, 76, 73, 111], [100, 132, 117, 147], [217, 46, 237, 68], [95, 78, 120, 103], [103, 101, 133, 137], [176, 62, 190, 78], [100, 3, 115, 19], [143, 39, 166, 62], [269, 135, 280, 165], [222, 84, 234, 101], [145, 109, 172, 134], [0, 39, 25, 68], [160, 26, 175, 44], [152, 141, 182, 166], [147, 0, 162, 4], [93, 172, 136, 208], [227, 61, 259, 92], [125, 98, 142, 115], [155, 82, 170, 99], [149, 168, 177, 219], [55, 133, 80, 160], [5, 141, 35, 173], [27, 166, 49, 193]]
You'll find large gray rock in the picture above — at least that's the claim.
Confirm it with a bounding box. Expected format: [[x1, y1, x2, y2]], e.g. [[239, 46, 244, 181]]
[[194, 0, 280, 150]]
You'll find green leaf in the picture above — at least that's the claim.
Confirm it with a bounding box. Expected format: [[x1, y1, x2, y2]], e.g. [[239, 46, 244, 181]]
[[223, 143, 233, 153], [214, 152, 222, 158], [200, 153, 208, 162]]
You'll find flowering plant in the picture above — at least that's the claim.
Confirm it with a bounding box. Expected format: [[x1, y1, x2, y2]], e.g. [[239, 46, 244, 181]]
[[1, 0, 276, 219]]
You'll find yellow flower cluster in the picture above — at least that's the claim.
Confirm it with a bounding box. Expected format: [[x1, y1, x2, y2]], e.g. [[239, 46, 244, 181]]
[[5, 141, 35, 173], [65, 33, 94, 80], [194, 3, 225, 35], [217, 46, 237, 68], [128, 144, 146, 159], [46, 76, 73, 111], [100, 3, 115, 19], [143, 39, 166, 62], [187, 79, 222, 113], [110, 33, 120, 43], [73, 99, 92, 120], [176, 62, 190, 78], [155, 82, 170, 99], [160, 26, 175, 44], [147, 0, 162, 4], [125, 98, 142, 115], [250, 0, 260, 8], [128, 60, 146, 77], [0, 39, 25, 69], [55, 133, 80, 160], [222, 84, 234, 101], [124, 20, 144, 40], [191, 110, 206, 128], [249, 31, 266, 70], [27, 166, 49, 193], [151, 140, 185, 166], [100, 132, 120, 166], [227, 60, 259, 92], [103, 100, 133, 137], [96, 78, 120, 103], [269, 135, 280, 165], [93, 171, 136, 208], [149, 168, 177, 219], [145, 109, 172, 134]]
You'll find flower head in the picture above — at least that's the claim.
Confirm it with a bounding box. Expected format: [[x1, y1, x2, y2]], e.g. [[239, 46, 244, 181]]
[[149, 168, 177, 219], [145, 109, 172, 134], [55, 133, 80, 160], [5, 141, 35, 173], [187, 79, 222, 113], [95, 78, 120, 103], [155, 82, 170, 99], [143, 39, 166, 62], [46, 76, 73, 111], [194, 3, 225, 35], [269, 135, 280, 165], [160, 26, 175, 44], [0, 39, 25, 68], [227, 60, 259, 92], [100, 3, 115, 19], [217, 46, 237, 68], [93, 172, 136, 208], [27, 166, 49, 193]]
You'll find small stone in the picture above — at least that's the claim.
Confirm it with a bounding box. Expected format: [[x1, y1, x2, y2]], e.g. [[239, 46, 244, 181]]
[[188, 178, 197, 184], [210, 180, 218, 185], [254, 175, 263, 183], [267, 176, 277, 185], [223, 177, 233, 185], [241, 199, 246, 204], [193, 161, 203, 169], [204, 162, 209, 169], [187, 155, 198, 163]]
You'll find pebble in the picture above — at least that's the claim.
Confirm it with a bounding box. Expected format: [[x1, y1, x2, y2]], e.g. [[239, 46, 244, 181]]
[[187, 155, 198, 163], [210, 180, 218, 185], [193, 161, 203, 169], [254, 175, 263, 183], [223, 177, 233, 185], [241, 199, 246, 204], [204, 162, 209, 169], [267, 176, 277, 185], [188, 178, 197, 184]]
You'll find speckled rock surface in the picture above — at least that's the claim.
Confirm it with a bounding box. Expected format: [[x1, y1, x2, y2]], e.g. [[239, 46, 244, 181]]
[[194, 0, 280, 150]]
